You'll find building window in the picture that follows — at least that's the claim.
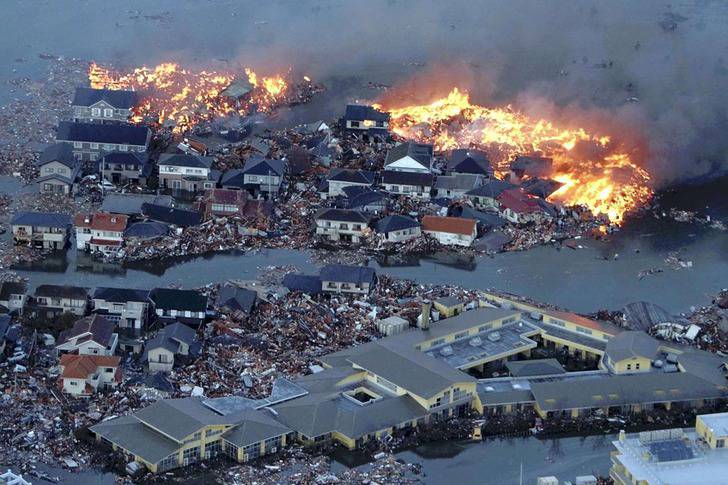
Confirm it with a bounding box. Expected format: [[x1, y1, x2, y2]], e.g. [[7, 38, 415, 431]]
[[243, 443, 260, 460], [91, 143, 99, 149], [626, 364, 632, 370], [635, 363, 641, 370], [91, 108, 101, 116], [158, 452, 179, 472], [718, 439, 725, 448], [350, 121, 360, 128], [263, 436, 282, 452], [104, 108, 113, 117], [224, 441, 239, 460], [576, 326, 593, 335], [182, 446, 200, 465], [204, 439, 222, 458]]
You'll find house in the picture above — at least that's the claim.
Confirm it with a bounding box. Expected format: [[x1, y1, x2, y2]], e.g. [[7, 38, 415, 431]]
[[216, 286, 257, 316], [521, 178, 563, 199], [375, 215, 421, 242], [10, 212, 72, 250], [144, 322, 198, 373], [0, 315, 12, 356], [198, 188, 248, 220], [449, 205, 507, 231], [141, 203, 202, 228], [100, 151, 150, 186], [320, 264, 377, 295], [381, 171, 433, 199], [30, 285, 88, 317], [340, 104, 389, 137], [435, 173, 485, 199], [241, 157, 286, 195], [56, 314, 118, 356], [496, 189, 546, 223], [92, 287, 151, 334], [421, 215, 477, 247], [314, 208, 371, 243], [347, 190, 389, 214], [101, 193, 174, 217], [90, 397, 293, 472], [325, 169, 375, 198], [58, 354, 121, 396], [509, 156, 552, 181], [433, 296, 465, 318], [611, 413, 728, 485], [124, 221, 169, 240], [384, 142, 433, 173], [0, 281, 28, 314], [465, 179, 516, 210], [72, 87, 137, 124], [56, 121, 150, 161], [151, 288, 208, 326], [74, 212, 128, 256], [446, 149, 493, 177], [158, 154, 215, 193], [282, 274, 323, 295], [36, 142, 81, 195], [220, 169, 245, 190]]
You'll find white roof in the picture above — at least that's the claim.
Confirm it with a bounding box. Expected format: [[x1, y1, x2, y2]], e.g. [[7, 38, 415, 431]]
[[700, 412, 728, 436]]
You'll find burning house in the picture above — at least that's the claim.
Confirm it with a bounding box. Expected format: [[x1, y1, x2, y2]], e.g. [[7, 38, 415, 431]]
[[340, 104, 390, 138]]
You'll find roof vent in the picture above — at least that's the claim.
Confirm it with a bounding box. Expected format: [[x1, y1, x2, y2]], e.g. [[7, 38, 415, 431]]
[[469, 336, 482, 347], [653, 359, 664, 368], [84, 216, 91, 224], [110, 217, 117, 223], [440, 345, 453, 356], [487, 331, 501, 342]]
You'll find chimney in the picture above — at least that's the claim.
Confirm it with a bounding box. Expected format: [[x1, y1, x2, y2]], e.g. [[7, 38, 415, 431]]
[[419, 299, 432, 330], [619, 429, 626, 442]]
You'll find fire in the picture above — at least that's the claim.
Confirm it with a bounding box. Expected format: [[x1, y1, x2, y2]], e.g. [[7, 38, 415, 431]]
[[88, 62, 289, 133], [376, 88, 652, 223]]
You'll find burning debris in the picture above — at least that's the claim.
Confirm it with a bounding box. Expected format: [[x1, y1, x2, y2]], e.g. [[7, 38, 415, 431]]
[[88, 62, 321, 133], [376, 88, 653, 223]]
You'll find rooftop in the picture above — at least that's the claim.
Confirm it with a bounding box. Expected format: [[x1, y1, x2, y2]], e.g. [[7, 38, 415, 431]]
[[57, 121, 150, 146], [72, 87, 137, 109], [422, 215, 476, 236], [11, 212, 72, 228]]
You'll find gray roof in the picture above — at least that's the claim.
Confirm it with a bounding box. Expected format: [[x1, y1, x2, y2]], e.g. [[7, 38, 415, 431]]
[[447, 149, 492, 175], [435, 173, 484, 191], [10, 212, 72, 228], [242, 157, 286, 177], [327, 168, 375, 184], [38, 142, 77, 168], [605, 331, 660, 363], [506, 358, 566, 377], [0, 281, 27, 301], [101, 193, 174, 216], [434, 296, 462, 308], [158, 153, 212, 169], [58, 314, 114, 347], [34, 284, 87, 299], [384, 142, 433, 169], [57, 121, 150, 147], [216, 286, 257, 314], [319, 264, 376, 285], [144, 322, 196, 357], [93, 287, 150, 303], [150, 288, 207, 312], [530, 372, 726, 412], [72, 87, 137, 109], [315, 208, 370, 223], [466, 179, 516, 198], [381, 171, 433, 186], [133, 397, 238, 442], [344, 104, 389, 123], [123, 221, 169, 238], [90, 415, 179, 464], [375, 215, 419, 233], [221, 410, 291, 447], [282, 274, 322, 295]]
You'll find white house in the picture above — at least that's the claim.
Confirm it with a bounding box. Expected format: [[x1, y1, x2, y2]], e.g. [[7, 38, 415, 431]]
[[381, 171, 433, 199], [91, 287, 151, 334], [384, 142, 433, 173], [315, 208, 371, 244], [58, 354, 121, 396], [72, 87, 137, 124], [375, 215, 421, 243], [56, 315, 118, 356], [144, 322, 197, 373], [158, 154, 215, 193], [74, 212, 128, 256], [421, 215, 477, 247]]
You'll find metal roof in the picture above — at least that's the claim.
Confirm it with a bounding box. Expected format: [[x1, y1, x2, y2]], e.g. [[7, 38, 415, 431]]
[[57, 121, 150, 147], [72, 87, 137, 109]]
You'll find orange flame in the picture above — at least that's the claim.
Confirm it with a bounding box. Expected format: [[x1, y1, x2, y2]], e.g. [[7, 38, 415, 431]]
[[376, 88, 652, 223], [88, 62, 289, 133]]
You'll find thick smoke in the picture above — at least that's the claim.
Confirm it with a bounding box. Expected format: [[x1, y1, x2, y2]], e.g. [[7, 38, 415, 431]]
[[15, 0, 726, 187]]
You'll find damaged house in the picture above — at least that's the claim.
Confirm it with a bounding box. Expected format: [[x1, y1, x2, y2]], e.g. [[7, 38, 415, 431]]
[[10, 212, 72, 250], [465, 179, 516, 211], [381, 171, 433, 200], [446, 149, 493, 177], [384, 142, 433, 174], [56, 314, 118, 356], [58, 354, 122, 397], [144, 322, 198, 373], [320, 264, 377, 295], [375, 214, 421, 243], [0, 281, 28, 315], [325, 169, 375, 198], [315, 208, 371, 244], [158, 154, 216, 194], [216, 285, 257, 317], [240, 157, 286, 196], [435, 173, 485, 199], [497, 189, 548, 224], [91, 287, 151, 335], [100, 151, 150, 186], [422, 215, 478, 247], [74, 212, 128, 256], [151, 288, 208, 327], [340, 104, 389, 138], [56, 121, 151, 162], [72, 87, 138, 124], [30, 284, 88, 317], [36, 142, 81, 196]]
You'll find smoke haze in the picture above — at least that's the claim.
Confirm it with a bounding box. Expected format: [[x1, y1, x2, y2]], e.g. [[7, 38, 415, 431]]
[[4, 0, 728, 186]]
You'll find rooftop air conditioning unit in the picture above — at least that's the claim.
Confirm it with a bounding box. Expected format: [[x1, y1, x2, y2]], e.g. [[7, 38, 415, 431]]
[[440, 345, 453, 356], [469, 336, 482, 347], [487, 331, 501, 342]]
